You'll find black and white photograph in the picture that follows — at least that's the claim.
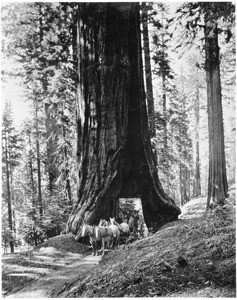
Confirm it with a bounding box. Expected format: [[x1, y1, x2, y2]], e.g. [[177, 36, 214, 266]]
[[1, 1, 236, 298]]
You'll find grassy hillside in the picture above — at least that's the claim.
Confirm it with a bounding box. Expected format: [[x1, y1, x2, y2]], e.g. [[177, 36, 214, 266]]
[[57, 193, 236, 298]]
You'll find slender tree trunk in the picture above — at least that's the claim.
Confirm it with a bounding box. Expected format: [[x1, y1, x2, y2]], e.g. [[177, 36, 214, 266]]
[[186, 168, 191, 202], [39, 5, 57, 195], [179, 163, 183, 206], [162, 76, 168, 150], [67, 3, 180, 233], [178, 111, 189, 206], [27, 131, 37, 208], [35, 101, 43, 217], [180, 165, 189, 206], [44, 103, 57, 194], [30, 17, 43, 215], [62, 123, 72, 206], [65, 174, 72, 206], [141, 3, 155, 137], [205, 18, 228, 208], [4, 133, 14, 253], [71, 3, 78, 80], [9, 144, 17, 247], [29, 155, 36, 207], [193, 86, 201, 197], [161, 73, 169, 191], [160, 9, 168, 158]]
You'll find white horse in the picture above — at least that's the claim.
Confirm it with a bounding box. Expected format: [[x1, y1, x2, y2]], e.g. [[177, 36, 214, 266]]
[[109, 217, 120, 248], [128, 216, 135, 234], [80, 224, 100, 256], [95, 226, 113, 256], [110, 218, 130, 235], [99, 219, 109, 227]]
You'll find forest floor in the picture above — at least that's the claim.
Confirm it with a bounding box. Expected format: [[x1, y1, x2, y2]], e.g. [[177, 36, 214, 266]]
[[2, 184, 236, 298]]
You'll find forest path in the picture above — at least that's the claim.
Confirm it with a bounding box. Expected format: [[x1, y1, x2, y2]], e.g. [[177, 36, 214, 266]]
[[4, 248, 101, 298]]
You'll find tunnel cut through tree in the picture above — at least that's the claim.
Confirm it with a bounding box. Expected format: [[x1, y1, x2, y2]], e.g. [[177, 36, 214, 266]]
[[66, 3, 181, 234]]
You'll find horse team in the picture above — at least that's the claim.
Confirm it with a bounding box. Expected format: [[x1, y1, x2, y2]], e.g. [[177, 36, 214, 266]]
[[77, 217, 133, 256]]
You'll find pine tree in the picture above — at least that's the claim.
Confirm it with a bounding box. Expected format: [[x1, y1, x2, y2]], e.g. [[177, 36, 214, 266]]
[[186, 54, 206, 197], [149, 3, 175, 196], [2, 2, 78, 215], [2, 101, 22, 252], [172, 1, 235, 207], [203, 3, 233, 207]]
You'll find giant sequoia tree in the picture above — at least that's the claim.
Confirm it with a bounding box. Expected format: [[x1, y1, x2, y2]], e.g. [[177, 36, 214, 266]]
[[66, 3, 180, 233], [204, 9, 229, 207], [174, 2, 234, 207]]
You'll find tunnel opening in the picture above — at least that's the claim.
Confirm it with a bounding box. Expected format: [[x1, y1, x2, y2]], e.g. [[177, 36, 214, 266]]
[[118, 198, 149, 237]]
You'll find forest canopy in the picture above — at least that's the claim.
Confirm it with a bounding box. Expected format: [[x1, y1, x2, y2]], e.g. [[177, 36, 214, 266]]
[[1, 2, 235, 252]]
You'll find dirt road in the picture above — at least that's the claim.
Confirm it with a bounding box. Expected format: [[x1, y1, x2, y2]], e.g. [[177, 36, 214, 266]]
[[4, 248, 101, 298]]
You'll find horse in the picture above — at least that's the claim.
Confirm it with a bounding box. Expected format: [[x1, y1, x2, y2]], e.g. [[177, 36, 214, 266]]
[[118, 209, 124, 223], [128, 214, 141, 238], [95, 226, 113, 256], [99, 219, 109, 227], [80, 224, 100, 256], [136, 219, 143, 239], [110, 218, 130, 235], [128, 216, 135, 234], [109, 218, 120, 248]]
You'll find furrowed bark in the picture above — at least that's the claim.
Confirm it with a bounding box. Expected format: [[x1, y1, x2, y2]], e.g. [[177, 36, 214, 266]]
[[67, 3, 180, 234], [141, 3, 155, 137], [205, 17, 228, 207]]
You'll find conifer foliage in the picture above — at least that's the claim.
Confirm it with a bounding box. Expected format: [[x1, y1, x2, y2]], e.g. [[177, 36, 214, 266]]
[[172, 2, 235, 207], [1, 3, 77, 252], [2, 102, 23, 252], [1, 2, 235, 252]]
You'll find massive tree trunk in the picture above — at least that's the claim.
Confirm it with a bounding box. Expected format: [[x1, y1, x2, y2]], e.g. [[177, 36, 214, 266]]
[[204, 17, 228, 208], [67, 3, 181, 234], [141, 3, 155, 137]]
